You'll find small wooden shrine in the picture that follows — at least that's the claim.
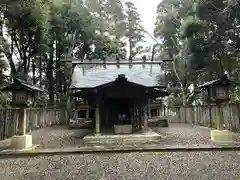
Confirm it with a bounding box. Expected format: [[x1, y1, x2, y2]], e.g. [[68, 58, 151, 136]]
[[70, 60, 171, 135]]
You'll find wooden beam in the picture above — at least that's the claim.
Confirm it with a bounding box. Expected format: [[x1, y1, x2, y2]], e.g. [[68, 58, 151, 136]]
[[70, 61, 162, 65], [60, 59, 163, 65]]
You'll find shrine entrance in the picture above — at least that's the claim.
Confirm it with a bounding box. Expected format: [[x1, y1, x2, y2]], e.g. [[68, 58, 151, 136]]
[[103, 98, 132, 128]]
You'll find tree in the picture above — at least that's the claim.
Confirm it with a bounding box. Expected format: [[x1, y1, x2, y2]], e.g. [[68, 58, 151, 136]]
[[104, 0, 126, 38], [154, 0, 199, 105], [185, 0, 240, 79], [125, 1, 145, 59], [0, 0, 145, 107], [155, 0, 240, 105], [1, 0, 50, 80], [85, 0, 127, 59]]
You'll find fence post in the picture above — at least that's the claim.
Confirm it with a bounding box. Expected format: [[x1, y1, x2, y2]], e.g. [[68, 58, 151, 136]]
[[217, 104, 224, 130], [209, 105, 212, 128], [40, 108, 44, 128], [3, 109, 7, 140]]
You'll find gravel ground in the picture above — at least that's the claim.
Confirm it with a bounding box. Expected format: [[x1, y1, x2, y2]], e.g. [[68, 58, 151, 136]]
[[0, 126, 90, 150], [0, 123, 239, 150], [152, 123, 212, 145], [1, 151, 240, 180]]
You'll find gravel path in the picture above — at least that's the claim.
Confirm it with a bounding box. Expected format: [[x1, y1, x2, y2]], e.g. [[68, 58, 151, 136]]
[[1, 151, 240, 180], [0, 123, 239, 150]]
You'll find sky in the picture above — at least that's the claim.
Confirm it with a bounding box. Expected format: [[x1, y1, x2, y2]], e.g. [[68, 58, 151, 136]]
[[121, 0, 161, 57]]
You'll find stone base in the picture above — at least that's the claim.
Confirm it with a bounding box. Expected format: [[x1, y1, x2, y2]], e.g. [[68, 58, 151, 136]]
[[148, 119, 169, 127], [114, 124, 132, 134], [83, 131, 162, 145], [11, 134, 33, 150], [210, 129, 234, 144]]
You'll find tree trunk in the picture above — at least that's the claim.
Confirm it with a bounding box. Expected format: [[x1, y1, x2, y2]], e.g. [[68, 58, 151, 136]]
[[63, 76, 67, 94], [182, 87, 187, 106], [181, 84, 187, 123], [55, 39, 62, 104], [129, 38, 133, 59], [46, 45, 54, 105], [32, 58, 36, 84], [0, 29, 17, 78], [39, 55, 42, 88]]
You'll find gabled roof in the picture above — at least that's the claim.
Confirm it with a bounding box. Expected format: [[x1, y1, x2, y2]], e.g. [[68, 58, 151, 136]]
[[70, 61, 165, 89], [72, 83, 171, 98], [198, 74, 240, 88], [2, 78, 44, 92]]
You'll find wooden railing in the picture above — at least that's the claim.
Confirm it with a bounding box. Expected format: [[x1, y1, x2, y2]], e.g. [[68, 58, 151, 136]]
[[0, 108, 64, 140]]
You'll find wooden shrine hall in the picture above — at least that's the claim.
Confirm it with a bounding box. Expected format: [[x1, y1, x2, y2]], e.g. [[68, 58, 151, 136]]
[[70, 60, 171, 135]]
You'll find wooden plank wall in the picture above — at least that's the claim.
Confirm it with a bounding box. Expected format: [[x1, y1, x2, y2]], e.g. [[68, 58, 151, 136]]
[[159, 103, 240, 132], [0, 108, 63, 140]]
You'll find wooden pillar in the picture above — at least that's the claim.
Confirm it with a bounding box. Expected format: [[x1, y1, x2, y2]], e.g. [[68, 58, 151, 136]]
[[134, 104, 137, 128], [18, 107, 27, 135], [141, 105, 146, 130], [137, 107, 141, 129], [86, 108, 89, 119], [144, 106, 148, 131], [148, 99, 151, 119], [130, 107, 133, 124], [95, 103, 100, 135], [137, 108, 139, 128], [163, 106, 166, 116]]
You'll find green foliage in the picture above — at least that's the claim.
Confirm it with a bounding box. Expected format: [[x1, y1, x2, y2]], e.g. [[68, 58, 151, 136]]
[[0, 91, 10, 108], [0, 0, 145, 106], [35, 91, 49, 107], [165, 95, 183, 107], [155, 0, 240, 105]]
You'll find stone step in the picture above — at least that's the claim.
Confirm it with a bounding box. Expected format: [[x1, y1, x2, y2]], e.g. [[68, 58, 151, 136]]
[[83, 132, 162, 145]]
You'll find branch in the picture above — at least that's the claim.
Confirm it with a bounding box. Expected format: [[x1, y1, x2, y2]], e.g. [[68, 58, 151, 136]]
[[172, 55, 181, 82], [169, 37, 182, 83], [13, 36, 24, 60]]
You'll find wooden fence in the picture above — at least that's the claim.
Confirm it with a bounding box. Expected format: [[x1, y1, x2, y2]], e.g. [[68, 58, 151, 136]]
[[2, 104, 240, 140], [161, 103, 240, 132], [0, 108, 64, 140]]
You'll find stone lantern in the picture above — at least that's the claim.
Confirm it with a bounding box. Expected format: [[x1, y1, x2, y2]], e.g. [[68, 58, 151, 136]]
[[2, 78, 43, 150], [198, 74, 240, 144], [199, 74, 233, 103], [2, 78, 43, 106]]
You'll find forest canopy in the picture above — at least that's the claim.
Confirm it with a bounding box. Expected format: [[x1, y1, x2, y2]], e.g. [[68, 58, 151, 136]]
[[1, 0, 240, 107], [0, 0, 146, 106]]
